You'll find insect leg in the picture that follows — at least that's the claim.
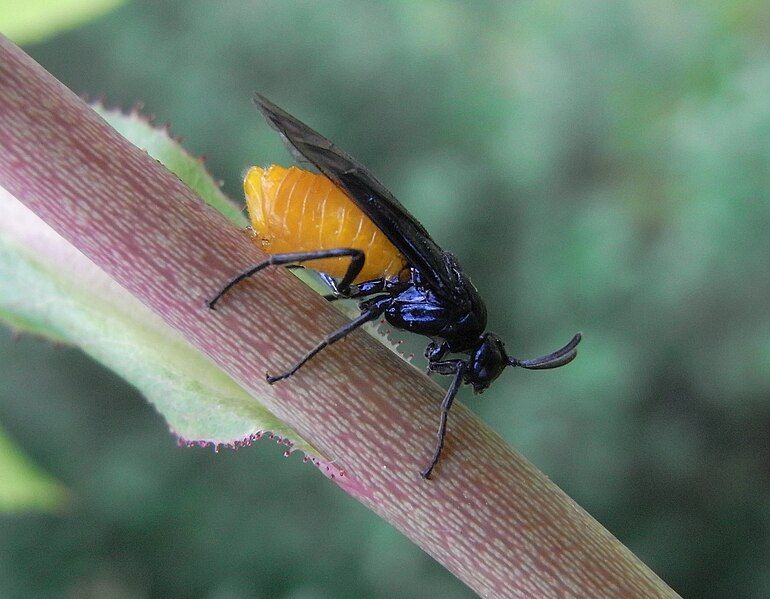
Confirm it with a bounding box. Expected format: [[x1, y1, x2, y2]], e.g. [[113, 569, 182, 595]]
[[424, 340, 450, 361], [423, 341, 450, 376], [319, 273, 381, 301], [421, 359, 467, 479], [317, 273, 344, 301], [266, 295, 392, 384], [286, 270, 350, 302], [336, 250, 365, 294], [207, 248, 364, 309], [324, 278, 407, 302]]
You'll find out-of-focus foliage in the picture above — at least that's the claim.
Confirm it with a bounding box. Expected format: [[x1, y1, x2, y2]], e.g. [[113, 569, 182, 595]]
[[0, 1, 768, 597], [0, 426, 66, 513], [0, 0, 124, 44]]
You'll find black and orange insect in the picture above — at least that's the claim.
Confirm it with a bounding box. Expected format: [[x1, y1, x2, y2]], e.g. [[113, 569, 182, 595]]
[[209, 95, 581, 478]]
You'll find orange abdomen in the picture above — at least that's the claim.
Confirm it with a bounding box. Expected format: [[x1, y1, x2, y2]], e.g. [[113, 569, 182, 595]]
[[244, 165, 407, 283]]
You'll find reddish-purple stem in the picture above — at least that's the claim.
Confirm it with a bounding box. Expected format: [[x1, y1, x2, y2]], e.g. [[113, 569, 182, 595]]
[[0, 36, 678, 598]]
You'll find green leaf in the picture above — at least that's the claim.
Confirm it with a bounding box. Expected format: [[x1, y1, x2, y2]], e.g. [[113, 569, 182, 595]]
[[0, 0, 126, 45], [91, 104, 247, 227], [0, 425, 66, 513], [0, 107, 317, 456]]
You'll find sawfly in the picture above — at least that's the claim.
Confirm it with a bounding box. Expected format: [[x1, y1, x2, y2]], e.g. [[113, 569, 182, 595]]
[[209, 95, 581, 478]]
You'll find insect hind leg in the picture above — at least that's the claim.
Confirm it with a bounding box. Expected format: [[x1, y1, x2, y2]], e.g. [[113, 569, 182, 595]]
[[266, 295, 392, 384], [322, 276, 406, 302], [207, 248, 365, 309]]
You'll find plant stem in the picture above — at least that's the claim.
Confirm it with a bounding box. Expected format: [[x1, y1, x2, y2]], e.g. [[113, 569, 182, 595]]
[[0, 35, 679, 598]]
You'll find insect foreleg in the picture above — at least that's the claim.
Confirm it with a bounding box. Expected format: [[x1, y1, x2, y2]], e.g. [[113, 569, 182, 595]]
[[266, 295, 392, 384], [207, 248, 365, 309], [425, 340, 450, 362], [421, 359, 467, 479]]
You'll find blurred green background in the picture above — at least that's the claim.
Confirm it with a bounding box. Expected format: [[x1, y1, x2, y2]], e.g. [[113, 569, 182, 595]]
[[1, 1, 769, 597]]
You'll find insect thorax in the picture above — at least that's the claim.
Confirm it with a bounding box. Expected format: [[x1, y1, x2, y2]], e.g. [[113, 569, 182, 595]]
[[384, 272, 488, 354]]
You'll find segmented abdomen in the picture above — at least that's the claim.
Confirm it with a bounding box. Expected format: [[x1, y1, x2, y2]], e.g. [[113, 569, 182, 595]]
[[244, 165, 407, 282]]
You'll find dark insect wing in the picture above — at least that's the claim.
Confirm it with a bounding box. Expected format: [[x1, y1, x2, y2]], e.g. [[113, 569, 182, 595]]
[[253, 94, 461, 300]]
